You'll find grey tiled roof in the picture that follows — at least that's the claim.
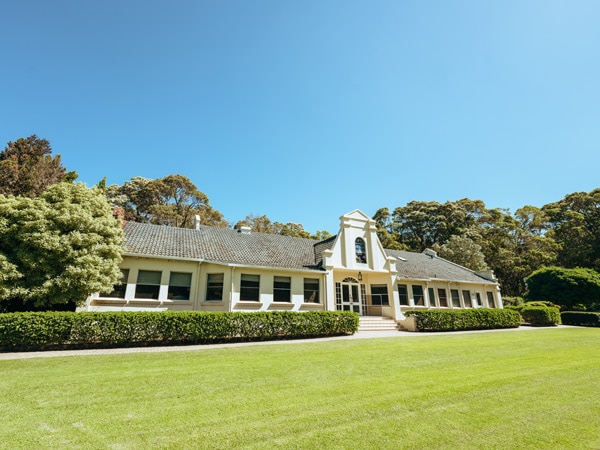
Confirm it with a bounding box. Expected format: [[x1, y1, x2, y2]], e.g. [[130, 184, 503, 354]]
[[123, 222, 497, 284], [124, 222, 324, 271], [386, 249, 497, 285]]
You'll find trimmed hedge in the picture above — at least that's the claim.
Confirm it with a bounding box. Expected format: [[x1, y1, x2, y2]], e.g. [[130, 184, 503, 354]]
[[561, 311, 600, 327], [520, 306, 561, 327], [0, 311, 359, 352], [405, 309, 522, 332]]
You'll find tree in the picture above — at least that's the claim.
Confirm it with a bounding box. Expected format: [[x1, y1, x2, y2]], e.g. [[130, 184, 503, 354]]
[[0, 135, 77, 197], [372, 207, 405, 250], [0, 183, 124, 311], [526, 266, 600, 311], [274, 222, 312, 239], [431, 235, 489, 271], [106, 174, 228, 228], [542, 189, 600, 271]]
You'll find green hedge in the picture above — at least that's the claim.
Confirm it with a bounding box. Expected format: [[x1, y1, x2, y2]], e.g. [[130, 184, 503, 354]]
[[520, 306, 561, 327], [0, 311, 359, 352], [561, 311, 600, 327], [405, 309, 522, 332]]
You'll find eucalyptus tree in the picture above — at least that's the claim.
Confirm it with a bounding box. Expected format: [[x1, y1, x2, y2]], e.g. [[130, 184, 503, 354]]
[[107, 174, 228, 228], [0, 135, 77, 197], [542, 189, 600, 271]]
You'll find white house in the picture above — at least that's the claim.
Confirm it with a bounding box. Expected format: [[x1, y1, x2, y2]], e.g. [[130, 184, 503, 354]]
[[85, 210, 503, 321]]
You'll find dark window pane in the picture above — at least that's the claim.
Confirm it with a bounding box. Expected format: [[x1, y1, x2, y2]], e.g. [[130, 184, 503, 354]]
[[240, 274, 260, 301], [355, 238, 367, 264], [206, 273, 224, 301], [398, 284, 409, 305], [438, 288, 448, 307], [168, 272, 192, 300], [304, 278, 320, 303], [462, 290, 472, 307], [451, 289, 461, 307], [273, 276, 291, 302], [412, 285, 424, 306], [135, 270, 161, 299], [487, 292, 495, 308], [428, 287, 436, 307], [371, 284, 389, 306]]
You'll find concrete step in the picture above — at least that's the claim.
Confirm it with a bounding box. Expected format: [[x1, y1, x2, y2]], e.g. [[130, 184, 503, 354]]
[[358, 316, 399, 332]]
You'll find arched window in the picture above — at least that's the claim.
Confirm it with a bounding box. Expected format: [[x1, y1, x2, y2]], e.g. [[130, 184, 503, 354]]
[[355, 237, 367, 264]]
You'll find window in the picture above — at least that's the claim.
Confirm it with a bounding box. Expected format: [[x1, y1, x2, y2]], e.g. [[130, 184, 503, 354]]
[[475, 293, 482, 307], [101, 269, 129, 298], [168, 272, 192, 300], [487, 292, 495, 308], [451, 289, 461, 307], [206, 273, 224, 301], [135, 270, 161, 299], [437, 288, 448, 307], [355, 238, 367, 264], [240, 274, 260, 301], [304, 278, 320, 303], [428, 287, 436, 307], [370, 284, 389, 306], [462, 290, 472, 308], [273, 276, 291, 302], [398, 284, 409, 305], [412, 285, 425, 306]]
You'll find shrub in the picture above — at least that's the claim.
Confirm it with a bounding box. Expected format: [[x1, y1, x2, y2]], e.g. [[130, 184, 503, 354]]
[[520, 306, 561, 327], [0, 311, 359, 352], [502, 296, 525, 307], [561, 311, 600, 327], [525, 266, 600, 311], [404, 309, 521, 332]]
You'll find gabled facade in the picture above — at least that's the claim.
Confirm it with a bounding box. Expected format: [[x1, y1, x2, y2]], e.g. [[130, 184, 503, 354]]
[[86, 210, 503, 319]]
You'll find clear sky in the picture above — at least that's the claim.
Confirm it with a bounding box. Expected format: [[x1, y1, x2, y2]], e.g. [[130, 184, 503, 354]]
[[2, 1, 599, 234]]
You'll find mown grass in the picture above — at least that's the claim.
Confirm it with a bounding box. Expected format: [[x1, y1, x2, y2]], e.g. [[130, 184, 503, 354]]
[[1, 327, 599, 449]]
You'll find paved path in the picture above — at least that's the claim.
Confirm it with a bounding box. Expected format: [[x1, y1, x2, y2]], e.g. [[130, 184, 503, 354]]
[[0, 326, 564, 360]]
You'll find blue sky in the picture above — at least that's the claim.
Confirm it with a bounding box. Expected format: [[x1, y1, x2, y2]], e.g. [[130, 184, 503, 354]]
[[2, 1, 599, 234]]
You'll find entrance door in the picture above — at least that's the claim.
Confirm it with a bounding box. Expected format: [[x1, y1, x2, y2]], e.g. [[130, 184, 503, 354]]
[[341, 282, 362, 315]]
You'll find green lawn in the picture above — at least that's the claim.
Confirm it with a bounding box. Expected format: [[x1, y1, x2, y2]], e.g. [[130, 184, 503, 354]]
[[1, 328, 599, 449]]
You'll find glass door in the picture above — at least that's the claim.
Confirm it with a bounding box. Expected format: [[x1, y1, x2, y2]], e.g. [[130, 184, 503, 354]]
[[341, 282, 362, 315]]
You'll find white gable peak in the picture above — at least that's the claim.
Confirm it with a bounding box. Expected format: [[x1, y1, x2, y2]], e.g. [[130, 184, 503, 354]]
[[326, 210, 394, 273]]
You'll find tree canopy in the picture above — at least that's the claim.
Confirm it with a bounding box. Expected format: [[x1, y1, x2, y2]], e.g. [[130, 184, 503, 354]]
[[542, 189, 600, 272], [106, 174, 228, 228], [0, 183, 124, 311], [0, 135, 77, 197], [373, 198, 563, 296]]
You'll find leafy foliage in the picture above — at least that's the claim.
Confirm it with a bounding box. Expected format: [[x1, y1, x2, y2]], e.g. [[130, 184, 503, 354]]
[[561, 311, 600, 327], [233, 213, 327, 239], [526, 266, 600, 311], [405, 309, 522, 331], [520, 306, 561, 327], [543, 189, 600, 271], [373, 198, 563, 296], [0, 135, 78, 197], [0, 311, 359, 351], [106, 174, 228, 228], [0, 183, 124, 311], [431, 235, 488, 271]]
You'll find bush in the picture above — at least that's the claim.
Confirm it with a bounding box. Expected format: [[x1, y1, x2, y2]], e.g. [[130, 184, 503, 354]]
[[520, 306, 561, 327], [404, 309, 522, 332], [525, 266, 600, 311], [561, 311, 600, 327], [506, 301, 560, 313], [0, 311, 359, 352], [502, 296, 525, 307]]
